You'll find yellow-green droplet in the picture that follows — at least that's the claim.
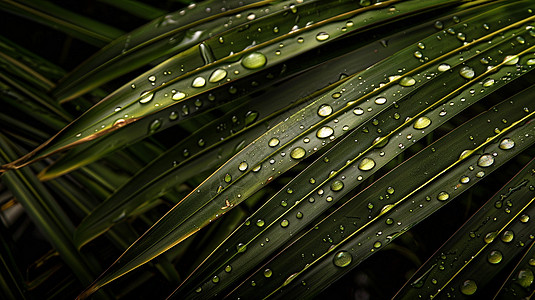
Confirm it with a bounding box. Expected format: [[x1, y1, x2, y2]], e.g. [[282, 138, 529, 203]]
[[331, 180, 344, 192], [209, 68, 227, 82], [256, 219, 265, 227], [358, 157, 376, 171], [520, 214, 530, 223], [460, 176, 470, 184], [172, 91, 186, 100], [225, 265, 232, 272], [483, 78, 495, 87], [268, 138, 280, 147], [316, 126, 334, 139], [316, 32, 330, 41], [459, 66, 475, 79], [224, 173, 232, 183], [290, 147, 306, 159], [239, 161, 248, 172], [212, 275, 220, 283], [399, 76, 416, 87], [413, 116, 432, 129], [318, 104, 333, 117], [333, 251, 352, 267], [192, 76, 206, 87], [149, 119, 161, 133], [241, 52, 267, 69], [477, 154, 494, 168], [499, 138, 514, 150], [438, 63, 451, 72], [517, 269, 534, 288], [139, 91, 154, 103], [460, 279, 477, 295], [264, 268, 273, 278], [437, 191, 449, 201], [373, 241, 382, 248], [386, 186, 395, 194], [504, 55, 519, 65], [487, 250, 502, 264], [296, 211, 303, 219], [501, 230, 514, 243], [236, 243, 247, 253], [280, 219, 289, 227], [484, 231, 497, 244]]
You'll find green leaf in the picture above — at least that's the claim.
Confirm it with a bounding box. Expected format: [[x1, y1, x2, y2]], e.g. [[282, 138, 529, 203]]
[[495, 241, 535, 299], [96, 0, 166, 20]]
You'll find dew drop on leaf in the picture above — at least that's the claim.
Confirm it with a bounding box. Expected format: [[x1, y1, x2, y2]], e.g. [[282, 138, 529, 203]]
[[517, 269, 534, 288], [503, 55, 519, 65], [238, 161, 248, 171], [209, 68, 227, 82], [375, 97, 387, 105], [413, 116, 431, 129], [438, 63, 451, 72], [437, 191, 449, 201], [225, 265, 232, 273], [333, 251, 352, 267], [316, 126, 334, 138], [264, 268, 272, 278], [399, 76, 416, 87], [358, 157, 375, 171], [331, 180, 344, 192], [316, 32, 330, 41], [477, 154, 494, 167], [290, 147, 306, 159], [172, 91, 186, 100], [317, 104, 333, 117], [501, 230, 514, 243], [139, 91, 154, 103], [499, 138, 515, 150], [268, 138, 280, 147], [487, 250, 502, 264], [192, 76, 206, 87], [280, 219, 289, 227], [241, 52, 267, 69], [459, 66, 475, 79], [460, 279, 477, 295]]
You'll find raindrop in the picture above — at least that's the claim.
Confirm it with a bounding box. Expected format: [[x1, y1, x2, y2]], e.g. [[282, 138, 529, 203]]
[[236, 243, 247, 253], [477, 154, 494, 167], [358, 157, 375, 171], [139, 91, 154, 103], [375, 97, 387, 105], [149, 119, 161, 133], [460, 176, 470, 184], [487, 250, 503, 264], [353, 107, 364, 115], [434, 20, 443, 30], [296, 211, 303, 219], [318, 104, 333, 117], [192, 76, 206, 87], [399, 76, 416, 87], [224, 173, 232, 183], [438, 63, 451, 72], [280, 219, 289, 227], [459, 66, 475, 79], [373, 241, 382, 248], [501, 230, 514, 243], [148, 75, 156, 82], [331, 180, 344, 192], [241, 52, 267, 69], [268, 138, 280, 147], [239, 161, 248, 171], [518, 269, 534, 288], [212, 276, 220, 283], [290, 147, 306, 159], [414, 51, 423, 58], [386, 187, 395, 194], [316, 32, 330, 41], [503, 55, 519, 65], [499, 138, 514, 150], [172, 91, 186, 100], [317, 126, 334, 139], [225, 265, 232, 273], [209, 68, 227, 82], [520, 214, 530, 223], [437, 191, 449, 201], [333, 251, 352, 267], [264, 269, 272, 278], [460, 279, 477, 295], [413, 116, 431, 129], [483, 78, 495, 87]]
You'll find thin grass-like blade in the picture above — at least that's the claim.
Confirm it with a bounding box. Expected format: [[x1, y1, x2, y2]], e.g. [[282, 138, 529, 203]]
[[494, 241, 535, 299]]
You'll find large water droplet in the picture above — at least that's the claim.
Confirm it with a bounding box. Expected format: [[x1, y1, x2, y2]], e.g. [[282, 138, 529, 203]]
[[460, 279, 477, 295], [477, 154, 494, 167], [358, 157, 375, 171], [291, 147, 306, 159], [209, 68, 227, 82], [437, 191, 449, 201], [413, 116, 431, 129], [264, 268, 273, 278], [192, 76, 206, 87], [517, 269, 534, 288], [331, 180, 344, 192], [501, 230, 514, 243], [399, 76, 416, 87], [172, 91, 186, 100], [241, 52, 267, 69], [459, 66, 475, 79], [375, 97, 387, 105], [503, 55, 519, 65], [139, 91, 154, 103], [333, 251, 352, 267], [487, 250, 502, 264], [499, 138, 514, 150], [438, 63, 451, 72], [318, 104, 333, 117], [316, 32, 330, 41], [316, 126, 334, 139], [268, 138, 280, 147]]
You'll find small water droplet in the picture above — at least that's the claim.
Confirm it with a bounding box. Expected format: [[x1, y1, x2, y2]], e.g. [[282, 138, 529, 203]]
[[358, 157, 375, 171], [399, 76, 416, 87], [460, 176, 470, 184], [236, 243, 247, 253], [353, 107, 364, 115], [503, 55, 519, 65], [386, 187, 395, 194], [437, 191, 449, 201], [517, 269, 534, 288], [139, 91, 154, 103], [280, 219, 289, 227], [331, 180, 344, 192], [225, 265, 232, 273], [434, 20, 443, 30], [149, 119, 161, 133], [333, 251, 352, 267], [483, 78, 495, 87], [239, 161, 248, 171], [501, 230, 514, 243], [212, 275, 220, 283], [172, 91, 186, 100], [268, 138, 280, 147], [264, 268, 272, 278], [438, 63, 451, 72], [224, 173, 232, 183], [499, 138, 514, 150], [375, 97, 387, 105]]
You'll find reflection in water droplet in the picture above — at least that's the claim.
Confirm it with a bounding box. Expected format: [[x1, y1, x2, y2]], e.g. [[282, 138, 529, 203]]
[[459, 66, 475, 79], [460, 176, 470, 184], [487, 250, 502, 264], [318, 104, 333, 117], [139, 91, 154, 103], [317, 126, 334, 139], [434, 20, 444, 30], [239, 161, 248, 171], [192, 76, 206, 87], [209, 68, 227, 82], [316, 32, 330, 41], [477, 154, 494, 167], [387, 187, 395, 194], [331, 180, 344, 192], [353, 107, 364, 115], [224, 173, 232, 183], [333, 251, 352, 267], [375, 97, 387, 105], [172, 91, 186, 100], [399, 76, 416, 87], [501, 230, 514, 243], [237, 243, 247, 253], [517, 269, 534, 288], [291, 147, 306, 159], [241, 52, 267, 69], [149, 119, 161, 133], [212, 276, 220, 283], [413, 116, 431, 129], [499, 138, 515, 150], [503, 55, 519, 65], [438, 63, 451, 72], [268, 138, 280, 147], [460, 279, 477, 295], [280, 219, 289, 227], [484, 231, 497, 243], [264, 268, 272, 278], [373, 241, 382, 248], [358, 157, 375, 171], [520, 214, 530, 223], [483, 78, 495, 87], [437, 191, 449, 201]]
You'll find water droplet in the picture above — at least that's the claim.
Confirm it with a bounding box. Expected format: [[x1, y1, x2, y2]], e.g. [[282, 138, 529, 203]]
[[503, 55, 519, 65], [353, 107, 364, 115], [459, 66, 475, 79], [280, 219, 289, 227], [518, 269, 534, 288], [241, 52, 267, 69], [290, 147, 306, 159], [487, 250, 502, 264], [358, 158, 375, 171], [434, 20, 444, 30], [460, 176, 470, 184], [399, 76, 416, 87], [212, 275, 220, 283], [437, 191, 449, 201], [438, 63, 451, 72], [457, 32, 466, 41], [196, 287, 202, 293], [192, 76, 206, 87], [499, 138, 514, 150], [169, 111, 178, 120], [149, 119, 161, 133], [236, 243, 247, 253], [501, 230, 514, 243], [239, 161, 248, 171], [477, 154, 494, 167], [333, 251, 352, 267], [172, 91, 186, 100], [268, 138, 280, 147], [224, 173, 232, 183], [413, 116, 431, 129], [113, 119, 127, 127], [209, 68, 227, 82], [264, 268, 272, 278], [247, 13, 256, 20], [520, 214, 530, 223], [387, 187, 395, 194], [148, 75, 156, 82], [316, 32, 330, 41], [331, 180, 344, 192], [460, 279, 477, 295], [139, 91, 154, 103], [414, 51, 423, 59], [485, 231, 497, 243], [296, 211, 303, 219], [318, 104, 333, 117], [317, 126, 334, 139], [483, 78, 495, 87], [375, 97, 387, 105], [373, 241, 382, 248]]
